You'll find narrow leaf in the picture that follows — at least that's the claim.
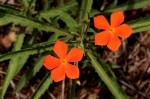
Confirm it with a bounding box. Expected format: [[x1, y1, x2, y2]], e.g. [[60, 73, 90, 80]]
[[132, 25, 150, 33], [128, 16, 150, 33], [30, 73, 53, 99], [14, 31, 59, 93], [14, 55, 45, 93], [87, 50, 128, 99], [59, 12, 78, 32], [0, 32, 25, 99], [0, 4, 20, 14], [0, 37, 69, 62], [0, 13, 72, 37], [0, 45, 52, 63], [80, 0, 93, 21], [128, 16, 150, 28], [105, 0, 150, 13], [38, 0, 78, 21]]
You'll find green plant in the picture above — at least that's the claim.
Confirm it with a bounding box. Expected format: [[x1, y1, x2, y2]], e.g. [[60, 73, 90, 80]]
[[0, 0, 150, 98]]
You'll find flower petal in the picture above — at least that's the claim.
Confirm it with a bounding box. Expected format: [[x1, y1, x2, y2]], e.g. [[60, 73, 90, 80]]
[[93, 15, 110, 30], [53, 40, 68, 59], [65, 63, 79, 79], [43, 55, 61, 70], [65, 48, 83, 62], [115, 24, 133, 38], [95, 31, 110, 45], [51, 65, 65, 82], [107, 34, 121, 52], [111, 11, 124, 27]]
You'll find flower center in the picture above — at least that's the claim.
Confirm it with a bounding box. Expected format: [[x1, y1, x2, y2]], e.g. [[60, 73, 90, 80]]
[[61, 59, 67, 65], [109, 28, 115, 33]]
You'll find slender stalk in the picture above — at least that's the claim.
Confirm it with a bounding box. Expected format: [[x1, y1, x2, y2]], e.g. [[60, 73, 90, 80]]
[[69, 1, 93, 99], [62, 79, 65, 99], [69, 62, 78, 99], [69, 80, 76, 99]]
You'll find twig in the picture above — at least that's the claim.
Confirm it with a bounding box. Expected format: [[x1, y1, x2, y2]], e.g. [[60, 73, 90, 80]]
[[119, 80, 150, 99], [47, 91, 56, 99], [137, 49, 150, 85]]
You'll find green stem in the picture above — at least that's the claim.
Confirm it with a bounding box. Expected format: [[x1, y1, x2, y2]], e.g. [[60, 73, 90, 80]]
[[69, 80, 76, 99], [69, 62, 78, 99], [78, 0, 85, 24]]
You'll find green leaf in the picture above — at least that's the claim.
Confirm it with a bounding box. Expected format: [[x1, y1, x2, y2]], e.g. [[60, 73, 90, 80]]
[[128, 16, 150, 33], [106, 0, 118, 9], [78, 0, 93, 51], [48, 33, 60, 41], [108, 63, 121, 69], [38, 0, 78, 22], [59, 12, 78, 32], [0, 36, 70, 63], [14, 55, 45, 93], [0, 44, 52, 63], [30, 73, 53, 99], [21, 0, 29, 9], [87, 50, 128, 99], [132, 25, 150, 33], [15, 30, 40, 74], [105, 0, 150, 13], [83, 0, 93, 20], [0, 4, 20, 14], [79, 0, 93, 22], [128, 16, 150, 28], [0, 13, 72, 37], [15, 56, 29, 74], [0, 31, 25, 99], [14, 30, 60, 93], [29, 0, 37, 11], [89, 9, 101, 18]]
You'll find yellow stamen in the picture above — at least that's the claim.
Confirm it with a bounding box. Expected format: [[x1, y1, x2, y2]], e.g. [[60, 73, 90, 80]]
[[109, 28, 115, 33], [61, 59, 67, 65]]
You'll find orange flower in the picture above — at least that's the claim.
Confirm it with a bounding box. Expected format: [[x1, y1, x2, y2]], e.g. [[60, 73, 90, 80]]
[[94, 11, 133, 51], [43, 40, 83, 82]]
